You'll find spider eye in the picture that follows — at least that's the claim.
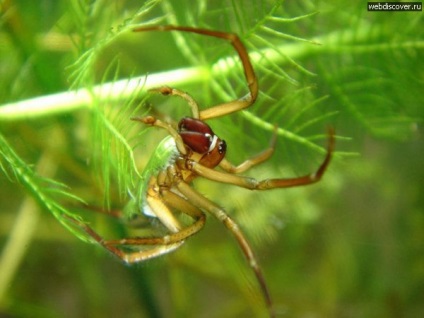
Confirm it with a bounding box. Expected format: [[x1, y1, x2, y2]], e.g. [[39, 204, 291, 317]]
[[218, 140, 226, 154]]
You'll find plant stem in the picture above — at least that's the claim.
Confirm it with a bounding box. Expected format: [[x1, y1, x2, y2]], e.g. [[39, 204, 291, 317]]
[[0, 67, 207, 121], [2, 22, 415, 122]]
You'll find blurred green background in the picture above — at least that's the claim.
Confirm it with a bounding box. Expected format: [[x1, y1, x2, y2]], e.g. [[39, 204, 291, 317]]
[[0, 1, 423, 317]]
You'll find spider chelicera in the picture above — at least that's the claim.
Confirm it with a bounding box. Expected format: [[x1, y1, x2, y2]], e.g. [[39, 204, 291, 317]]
[[69, 25, 335, 317]]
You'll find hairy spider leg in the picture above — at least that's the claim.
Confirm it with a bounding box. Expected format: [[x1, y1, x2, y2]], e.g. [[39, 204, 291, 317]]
[[133, 25, 258, 120], [188, 127, 335, 190]]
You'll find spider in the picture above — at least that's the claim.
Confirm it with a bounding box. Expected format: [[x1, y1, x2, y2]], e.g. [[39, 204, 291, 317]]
[[69, 25, 335, 317]]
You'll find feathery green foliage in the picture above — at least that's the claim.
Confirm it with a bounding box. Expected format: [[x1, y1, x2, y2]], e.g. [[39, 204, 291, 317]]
[[0, 134, 92, 243], [0, 0, 422, 317]]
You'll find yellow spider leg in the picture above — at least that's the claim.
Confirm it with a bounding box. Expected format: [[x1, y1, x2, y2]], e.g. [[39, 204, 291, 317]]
[[175, 181, 275, 318], [219, 127, 278, 174], [133, 25, 258, 120], [149, 86, 200, 119], [190, 128, 335, 190]]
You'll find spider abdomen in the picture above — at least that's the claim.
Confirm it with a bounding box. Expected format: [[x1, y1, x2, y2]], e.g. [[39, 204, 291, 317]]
[[132, 136, 179, 219]]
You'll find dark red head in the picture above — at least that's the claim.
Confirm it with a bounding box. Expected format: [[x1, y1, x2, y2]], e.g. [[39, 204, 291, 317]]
[[178, 117, 226, 167]]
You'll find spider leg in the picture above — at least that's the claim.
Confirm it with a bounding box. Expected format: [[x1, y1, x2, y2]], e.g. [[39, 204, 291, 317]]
[[133, 25, 257, 120], [107, 190, 206, 247], [63, 213, 184, 263], [175, 181, 274, 317], [189, 128, 335, 190], [63, 179, 206, 263], [149, 86, 200, 119], [131, 115, 187, 155], [219, 126, 278, 174]]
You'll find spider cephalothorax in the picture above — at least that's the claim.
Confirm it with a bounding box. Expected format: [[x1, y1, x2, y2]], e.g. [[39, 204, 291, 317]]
[[178, 117, 226, 168], [69, 25, 335, 318]]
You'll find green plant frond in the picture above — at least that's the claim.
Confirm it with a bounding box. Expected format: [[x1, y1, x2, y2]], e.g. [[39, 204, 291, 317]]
[[267, 11, 319, 23], [320, 55, 420, 140], [235, 0, 283, 35], [241, 111, 328, 155], [255, 34, 318, 77], [314, 11, 423, 140], [249, 39, 300, 85], [90, 57, 148, 208], [158, 1, 203, 66], [294, 111, 339, 134], [260, 25, 320, 45], [2, 2, 423, 317], [0, 134, 93, 243], [207, 11, 317, 101], [68, 0, 161, 90], [283, 93, 329, 126]]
